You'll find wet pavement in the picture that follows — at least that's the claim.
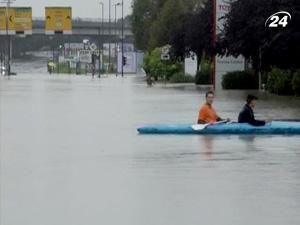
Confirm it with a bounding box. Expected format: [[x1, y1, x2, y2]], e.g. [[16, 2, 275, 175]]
[[1, 66, 300, 225]]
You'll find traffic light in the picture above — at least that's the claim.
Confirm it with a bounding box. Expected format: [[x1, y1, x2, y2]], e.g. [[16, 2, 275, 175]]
[[122, 56, 127, 66]]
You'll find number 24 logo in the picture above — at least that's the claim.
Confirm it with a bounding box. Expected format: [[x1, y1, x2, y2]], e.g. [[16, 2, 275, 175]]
[[265, 11, 291, 28]]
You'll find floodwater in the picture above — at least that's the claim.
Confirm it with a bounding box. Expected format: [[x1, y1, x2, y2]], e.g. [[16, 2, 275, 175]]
[[1, 61, 300, 225]]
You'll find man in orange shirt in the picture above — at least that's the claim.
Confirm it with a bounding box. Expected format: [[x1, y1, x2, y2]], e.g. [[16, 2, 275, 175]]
[[198, 91, 225, 124]]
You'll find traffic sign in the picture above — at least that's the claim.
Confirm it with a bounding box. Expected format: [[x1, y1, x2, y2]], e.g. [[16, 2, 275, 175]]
[[94, 50, 100, 57], [45, 7, 72, 35], [89, 43, 97, 52], [161, 45, 171, 61], [79, 50, 92, 63], [14, 7, 32, 35], [0, 7, 15, 35]]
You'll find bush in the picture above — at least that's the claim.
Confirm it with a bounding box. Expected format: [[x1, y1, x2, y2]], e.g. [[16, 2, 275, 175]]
[[164, 63, 183, 80], [195, 62, 212, 85], [143, 48, 182, 81], [292, 70, 300, 96], [267, 68, 293, 95], [169, 72, 195, 83], [222, 70, 258, 89]]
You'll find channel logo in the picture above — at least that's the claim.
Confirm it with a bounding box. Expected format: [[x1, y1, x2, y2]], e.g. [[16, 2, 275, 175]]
[[265, 11, 292, 28]]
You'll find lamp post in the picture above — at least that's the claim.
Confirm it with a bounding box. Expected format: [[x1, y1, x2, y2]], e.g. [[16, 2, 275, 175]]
[[114, 2, 121, 76], [2, 0, 16, 76], [121, 0, 124, 77], [108, 0, 111, 73], [58, 44, 63, 74], [98, 1, 104, 77], [83, 39, 90, 74]]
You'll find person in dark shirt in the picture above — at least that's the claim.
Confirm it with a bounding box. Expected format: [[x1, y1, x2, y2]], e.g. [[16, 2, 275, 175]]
[[238, 95, 271, 126]]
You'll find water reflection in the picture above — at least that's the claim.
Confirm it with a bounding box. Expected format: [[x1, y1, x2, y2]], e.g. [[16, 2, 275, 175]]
[[199, 136, 214, 160], [1, 69, 300, 225], [198, 135, 263, 161]]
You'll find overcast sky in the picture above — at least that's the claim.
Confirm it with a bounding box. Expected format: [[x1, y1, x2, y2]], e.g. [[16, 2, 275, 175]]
[[10, 0, 132, 19]]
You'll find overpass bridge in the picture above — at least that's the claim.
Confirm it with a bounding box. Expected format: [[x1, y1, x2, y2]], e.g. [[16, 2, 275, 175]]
[[32, 18, 133, 37], [0, 18, 134, 55]]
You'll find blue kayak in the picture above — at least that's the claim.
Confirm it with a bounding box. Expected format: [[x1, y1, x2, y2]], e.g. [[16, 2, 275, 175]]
[[137, 121, 300, 135]]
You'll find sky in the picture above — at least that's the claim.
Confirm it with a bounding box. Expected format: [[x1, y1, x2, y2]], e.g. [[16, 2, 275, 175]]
[[9, 0, 132, 19]]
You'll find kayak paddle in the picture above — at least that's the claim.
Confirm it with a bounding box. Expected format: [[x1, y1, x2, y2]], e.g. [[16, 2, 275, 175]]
[[191, 120, 229, 131]]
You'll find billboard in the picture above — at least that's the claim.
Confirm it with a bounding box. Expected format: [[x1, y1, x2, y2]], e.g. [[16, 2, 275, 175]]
[[0, 7, 15, 35], [14, 7, 32, 35], [214, 0, 245, 90], [45, 7, 72, 35]]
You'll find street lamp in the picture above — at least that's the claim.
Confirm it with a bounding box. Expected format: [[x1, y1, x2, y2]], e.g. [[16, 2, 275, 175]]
[[113, 2, 121, 75], [121, 0, 124, 77], [83, 39, 90, 74], [1, 0, 16, 76], [57, 44, 64, 73], [59, 44, 66, 57], [98, 1, 104, 77], [108, 0, 111, 73], [83, 39, 90, 49]]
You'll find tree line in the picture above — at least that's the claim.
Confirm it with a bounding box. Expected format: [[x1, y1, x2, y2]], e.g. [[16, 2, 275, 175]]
[[131, 0, 300, 73]]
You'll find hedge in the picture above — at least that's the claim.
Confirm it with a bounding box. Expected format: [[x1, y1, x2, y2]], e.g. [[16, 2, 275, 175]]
[[267, 68, 294, 95], [222, 70, 258, 89], [169, 72, 195, 83], [292, 70, 300, 96]]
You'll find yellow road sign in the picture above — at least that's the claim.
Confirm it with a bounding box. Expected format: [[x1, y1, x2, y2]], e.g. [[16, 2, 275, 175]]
[[14, 7, 32, 34], [0, 7, 15, 35], [45, 7, 72, 35]]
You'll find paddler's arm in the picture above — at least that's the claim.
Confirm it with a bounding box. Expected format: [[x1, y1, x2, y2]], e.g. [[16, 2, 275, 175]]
[[216, 115, 230, 122], [248, 110, 266, 126], [198, 106, 208, 124], [197, 119, 206, 124], [249, 119, 266, 126], [240, 108, 266, 126]]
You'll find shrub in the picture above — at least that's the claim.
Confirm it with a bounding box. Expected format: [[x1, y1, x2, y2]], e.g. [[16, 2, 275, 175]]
[[143, 48, 182, 81], [164, 63, 183, 80], [267, 68, 293, 95], [169, 72, 195, 83], [292, 70, 300, 96], [195, 62, 212, 85], [222, 70, 258, 89]]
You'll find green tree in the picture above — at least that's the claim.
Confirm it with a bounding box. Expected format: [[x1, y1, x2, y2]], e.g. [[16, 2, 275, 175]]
[[131, 0, 152, 50], [185, 0, 213, 71], [131, 0, 212, 70], [148, 0, 186, 50], [131, 0, 168, 50], [221, 0, 300, 73]]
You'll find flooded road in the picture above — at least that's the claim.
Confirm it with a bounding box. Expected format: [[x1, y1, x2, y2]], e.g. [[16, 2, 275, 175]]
[[1, 68, 300, 225]]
